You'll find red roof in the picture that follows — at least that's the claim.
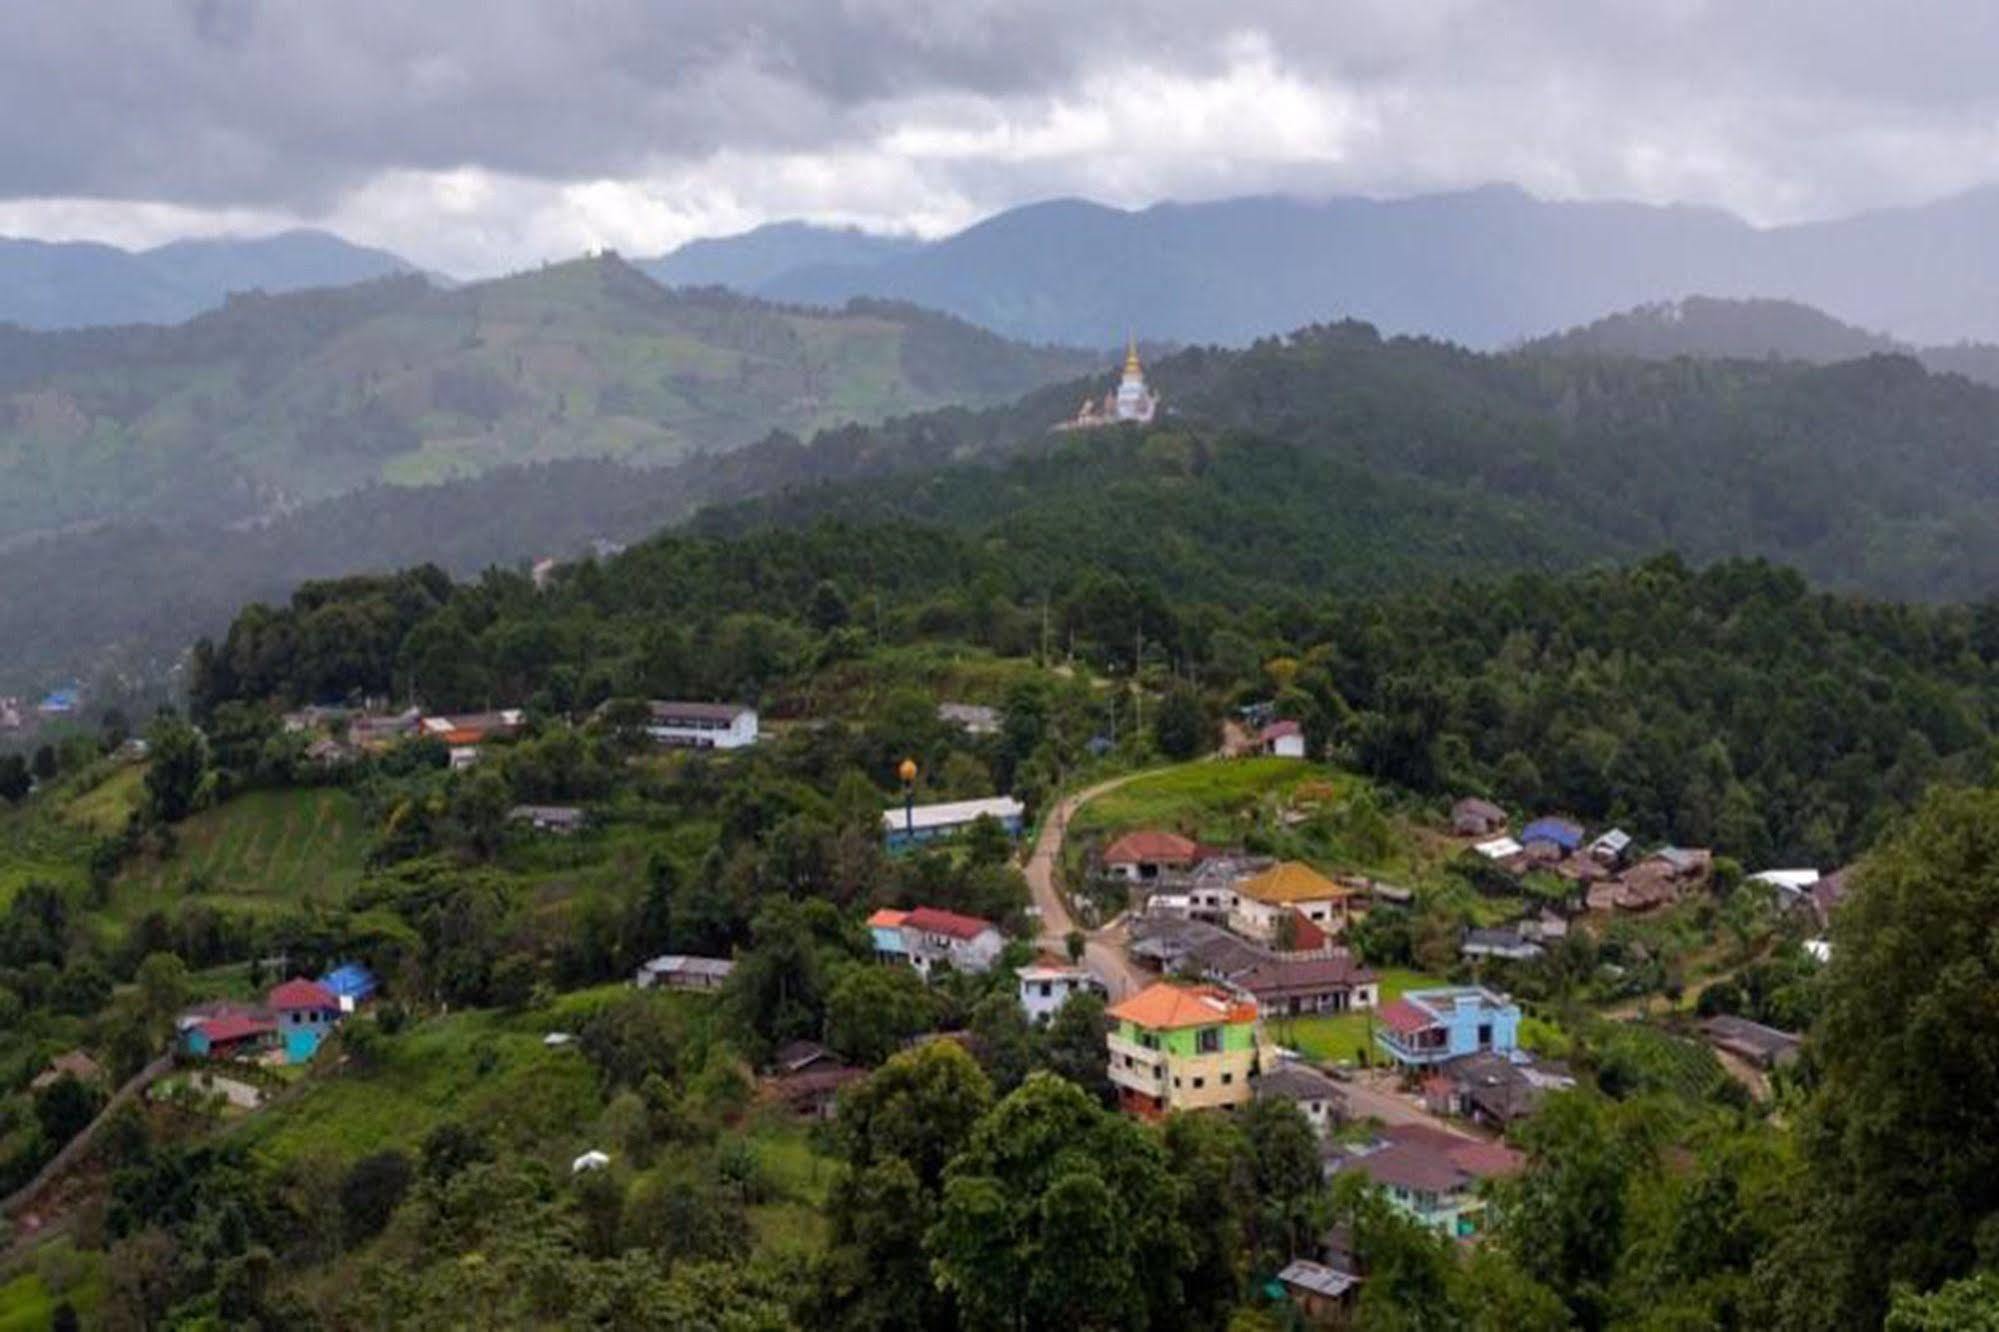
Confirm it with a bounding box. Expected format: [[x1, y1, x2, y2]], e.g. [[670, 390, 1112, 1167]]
[[198, 1014, 275, 1044], [902, 906, 997, 941], [1260, 720, 1304, 741], [1375, 997, 1435, 1036], [1102, 829, 1201, 866], [269, 978, 338, 1010]]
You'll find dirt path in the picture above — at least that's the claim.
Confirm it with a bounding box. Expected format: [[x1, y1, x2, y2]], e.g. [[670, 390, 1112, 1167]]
[[1, 1054, 174, 1228], [1022, 772, 1151, 1000]]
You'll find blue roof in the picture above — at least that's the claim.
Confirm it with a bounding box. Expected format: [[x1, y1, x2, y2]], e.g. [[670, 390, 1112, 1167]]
[[320, 963, 378, 999], [1520, 818, 1584, 851]]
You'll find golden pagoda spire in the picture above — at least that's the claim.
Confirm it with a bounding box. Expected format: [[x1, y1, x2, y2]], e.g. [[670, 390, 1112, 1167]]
[[1124, 332, 1142, 378]]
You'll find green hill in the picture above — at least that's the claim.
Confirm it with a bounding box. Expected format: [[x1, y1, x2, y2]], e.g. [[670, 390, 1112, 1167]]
[[0, 254, 1090, 539]]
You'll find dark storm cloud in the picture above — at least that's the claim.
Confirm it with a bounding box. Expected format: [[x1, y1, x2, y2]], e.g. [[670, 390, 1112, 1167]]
[[4, 0, 1999, 271]]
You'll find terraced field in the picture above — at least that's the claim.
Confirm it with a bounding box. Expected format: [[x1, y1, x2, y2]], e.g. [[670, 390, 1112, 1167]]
[[113, 787, 370, 921]]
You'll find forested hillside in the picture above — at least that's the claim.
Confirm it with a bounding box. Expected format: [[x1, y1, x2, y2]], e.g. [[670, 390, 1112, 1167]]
[[0, 254, 1089, 539], [1523, 294, 1999, 387]]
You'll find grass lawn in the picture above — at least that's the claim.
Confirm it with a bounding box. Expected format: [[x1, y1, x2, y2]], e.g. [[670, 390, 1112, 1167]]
[[1071, 757, 1333, 843], [1268, 968, 1448, 1066], [62, 762, 146, 836], [240, 1007, 604, 1169], [112, 787, 369, 922]]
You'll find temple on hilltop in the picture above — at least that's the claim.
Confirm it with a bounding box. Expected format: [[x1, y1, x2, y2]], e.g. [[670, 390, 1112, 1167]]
[[1056, 336, 1159, 430]]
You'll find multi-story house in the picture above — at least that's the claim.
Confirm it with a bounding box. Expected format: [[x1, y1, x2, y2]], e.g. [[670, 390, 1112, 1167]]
[[1373, 986, 1521, 1070], [1106, 982, 1263, 1117]]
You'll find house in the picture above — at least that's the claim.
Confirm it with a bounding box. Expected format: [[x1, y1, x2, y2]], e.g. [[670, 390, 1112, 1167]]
[[867, 908, 911, 962], [423, 708, 525, 769], [1423, 1050, 1574, 1126], [320, 962, 378, 1013], [30, 1051, 106, 1092], [1752, 868, 1821, 911], [1587, 828, 1633, 866], [1325, 1123, 1523, 1239], [1180, 855, 1268, 921], [1518, 909, 1569, 942], [1254, 1061, 1348, 1138], [1459, 927, 1544, 963], [304, 737, 356, 768], [1233, 953, 1379, 1017], [0, 697, 22, 731], [1106, 982, 1263, 1117], [937, 702, 1000, 735], [1651, 846, 1714, 882], [36, 688, 79, 716], [509, 804, 587, 834], [1451, 798, 1507, 837], [646, 701, 759, 750], [184, 1013, 278, 1060], [1373, 987, 1521, 1070], [1016, 955, 1105, 1022], [1259, 719, 1308, 758], [1101, 829, 1203, 882], [1276, 1258, 1362, 1327], [1228, 861, 1355, 942], [349, 707, 423, 749], [881, 796, 1025, 851], [1473, 836, 1525, 863], [635, 954, 736, 991], [898, 907, 1006, 976], [1700, 1014, 1803, 1070], [269, 978, 343, 1064], [1519, 817, 1584, 855], [763, 1041, 865, 1119]]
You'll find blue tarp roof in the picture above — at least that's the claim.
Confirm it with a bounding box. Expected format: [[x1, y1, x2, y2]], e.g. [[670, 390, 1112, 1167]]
[[320, 963, 378, 998], [1520, 817, 1584, 851]]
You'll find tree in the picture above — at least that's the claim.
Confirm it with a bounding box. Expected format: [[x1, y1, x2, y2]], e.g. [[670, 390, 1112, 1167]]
[[1154, 685, 1211, 760], [1241, 1097, 1324, 1266], [835, 1040, 993, 1189], [133, 951, 189, 1044], [1038, 990, 1113, 1105], [340, 1150, 414, 1245], [824, 964, 935, 1067], [1763, 788, 1999, 1329], [1884, 1272, 1999, 1331], [1064, 929, 1086, 965], [35, 1075, 104, 1147], [0, 753, 29, 804], [143, 714, 207, 823], [31, 743, 57, 781]]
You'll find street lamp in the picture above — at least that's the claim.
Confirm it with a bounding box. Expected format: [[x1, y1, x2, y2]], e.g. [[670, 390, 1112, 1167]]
[[898, 757, 918, 843]]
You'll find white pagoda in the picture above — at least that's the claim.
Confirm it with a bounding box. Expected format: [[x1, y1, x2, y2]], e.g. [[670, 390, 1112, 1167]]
[[1056, 336, 1159, 430]]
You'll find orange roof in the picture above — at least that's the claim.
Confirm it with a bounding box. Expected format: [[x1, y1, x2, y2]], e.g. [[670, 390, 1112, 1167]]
[[1235, 860, 1349, 906], [1108, 982, 1257, 1030], [1103, 829, 1201, 865], [866, 908, 909, 929], [442, 728, 485, 746]]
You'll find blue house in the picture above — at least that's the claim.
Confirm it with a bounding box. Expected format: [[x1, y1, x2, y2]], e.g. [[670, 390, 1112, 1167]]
[[1519, 817, 1584, 853], [36, 688, 79, 716], [270, 978, 343, 1063], [1375, 986, 1521, 1069], [320, 962, 378, 1011]]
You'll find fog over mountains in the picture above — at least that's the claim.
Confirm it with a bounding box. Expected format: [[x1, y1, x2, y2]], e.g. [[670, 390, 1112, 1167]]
[[645, 184, 1999, 350]]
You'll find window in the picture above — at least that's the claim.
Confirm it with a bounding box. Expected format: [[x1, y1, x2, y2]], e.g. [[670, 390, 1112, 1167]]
[[1221, 1072, 1233, 1085], [1478, 1023, 1493, 1047], [1196, 1027, 1222, 1054], [1192, 1077, 1205, 1089], [1038, 981, 1052, 998]]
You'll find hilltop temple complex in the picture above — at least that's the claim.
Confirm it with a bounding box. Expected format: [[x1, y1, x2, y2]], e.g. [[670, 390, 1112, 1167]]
[[1057, 337, 1159, 430]]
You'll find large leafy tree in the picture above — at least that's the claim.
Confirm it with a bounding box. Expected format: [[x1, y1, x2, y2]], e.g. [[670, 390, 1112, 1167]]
[[1761, 787, 1999, 1329]]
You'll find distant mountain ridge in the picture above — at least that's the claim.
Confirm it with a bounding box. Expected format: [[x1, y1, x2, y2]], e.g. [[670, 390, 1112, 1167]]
[[0, 228, 416, 329], [0, 253, 1093, 540], [641, 221, 923, 292], [652, 185, 1999, 350], [1523, 295, 1999, 387]]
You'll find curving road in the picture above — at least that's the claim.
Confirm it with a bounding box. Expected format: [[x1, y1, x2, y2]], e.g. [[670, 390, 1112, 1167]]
[[1022, 772, 1150, 1000]]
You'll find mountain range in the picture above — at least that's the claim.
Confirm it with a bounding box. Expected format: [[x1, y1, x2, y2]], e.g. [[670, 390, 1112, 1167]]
[[645, 185, 1999, 350], [0, 254, 1090, 540], [0, 228, 415, 329]]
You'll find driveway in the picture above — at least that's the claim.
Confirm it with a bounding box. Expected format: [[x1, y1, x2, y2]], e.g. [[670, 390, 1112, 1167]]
[[1022, 772, 1149, 1000]]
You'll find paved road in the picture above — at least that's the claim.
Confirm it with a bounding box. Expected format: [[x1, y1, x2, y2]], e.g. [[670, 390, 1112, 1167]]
[[1022, 772, 1149, 1001]]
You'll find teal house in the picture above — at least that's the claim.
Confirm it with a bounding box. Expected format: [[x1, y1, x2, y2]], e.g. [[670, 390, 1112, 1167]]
[[269, 978, 342, 1064]]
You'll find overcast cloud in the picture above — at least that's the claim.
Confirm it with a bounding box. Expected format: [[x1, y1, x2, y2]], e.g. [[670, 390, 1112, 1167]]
[[4, 0, 1999, 274]]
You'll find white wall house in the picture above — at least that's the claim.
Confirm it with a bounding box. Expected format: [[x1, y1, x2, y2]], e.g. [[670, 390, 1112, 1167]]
[[647, 701, 759, 750], [1016, 958, 1105, 1023], [899, 907, 1006, 976]]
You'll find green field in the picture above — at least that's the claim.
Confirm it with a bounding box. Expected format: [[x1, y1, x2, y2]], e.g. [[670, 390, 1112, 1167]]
[[1072, 757, 1331, 842], [239, 1006, 606, 1168], [0, 1247, 102, 1331], [61, 762, 145, 836], [113, 787, 370, 921], [1267, 968, 1448, 1066]]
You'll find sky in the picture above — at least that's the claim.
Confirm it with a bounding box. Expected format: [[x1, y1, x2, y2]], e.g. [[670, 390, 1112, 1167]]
[[4, 0, 1999, 276]]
